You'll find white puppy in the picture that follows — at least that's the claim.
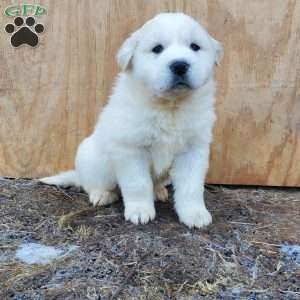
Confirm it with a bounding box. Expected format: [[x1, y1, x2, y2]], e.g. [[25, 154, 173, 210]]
[[40, 13, 222, 228]]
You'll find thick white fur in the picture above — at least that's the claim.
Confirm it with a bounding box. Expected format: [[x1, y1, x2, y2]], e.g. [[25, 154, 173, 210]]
[[40, 13, 222, 228]]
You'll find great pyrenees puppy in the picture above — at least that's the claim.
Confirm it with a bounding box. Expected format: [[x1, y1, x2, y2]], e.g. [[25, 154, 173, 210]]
[[40, 13, 222, 228]]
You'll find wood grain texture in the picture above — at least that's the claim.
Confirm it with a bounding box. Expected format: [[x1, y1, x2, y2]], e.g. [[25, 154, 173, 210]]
[[0, 0, 299, 186]]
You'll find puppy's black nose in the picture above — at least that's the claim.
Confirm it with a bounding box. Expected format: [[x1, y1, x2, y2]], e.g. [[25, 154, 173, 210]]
[[170, 61, 190, 76]]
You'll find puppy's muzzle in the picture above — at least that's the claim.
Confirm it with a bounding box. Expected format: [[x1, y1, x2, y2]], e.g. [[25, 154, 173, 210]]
[[169, 60, 192, 90]]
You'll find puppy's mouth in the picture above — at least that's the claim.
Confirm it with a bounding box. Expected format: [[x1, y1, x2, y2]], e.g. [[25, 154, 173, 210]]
[[170, 77, 192, 90], [156, 77, 194, 101]]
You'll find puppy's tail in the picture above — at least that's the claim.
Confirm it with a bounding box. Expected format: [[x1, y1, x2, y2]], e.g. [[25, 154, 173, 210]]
[[39, 170, 80, 187]]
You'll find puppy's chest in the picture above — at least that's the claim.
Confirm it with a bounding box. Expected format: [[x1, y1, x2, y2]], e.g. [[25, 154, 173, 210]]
[[149, 114, 190, 176]]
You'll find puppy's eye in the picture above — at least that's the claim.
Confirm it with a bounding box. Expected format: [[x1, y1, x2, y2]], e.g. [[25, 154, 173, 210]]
[[190, 43, 201, 51], [152, 44, 164, 54]]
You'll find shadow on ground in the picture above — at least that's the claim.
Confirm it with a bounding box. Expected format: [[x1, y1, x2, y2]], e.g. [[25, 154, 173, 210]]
[[0, 178, 299, 299]]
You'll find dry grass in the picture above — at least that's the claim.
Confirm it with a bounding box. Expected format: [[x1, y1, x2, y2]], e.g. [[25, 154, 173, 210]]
[[0, 178, 299, 299]]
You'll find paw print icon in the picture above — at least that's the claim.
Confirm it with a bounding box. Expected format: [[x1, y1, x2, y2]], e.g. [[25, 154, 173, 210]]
[[5, 16, 45, 48]]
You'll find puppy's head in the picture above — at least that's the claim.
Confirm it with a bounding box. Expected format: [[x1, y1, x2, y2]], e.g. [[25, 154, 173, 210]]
[[117, 13, 223, 98]]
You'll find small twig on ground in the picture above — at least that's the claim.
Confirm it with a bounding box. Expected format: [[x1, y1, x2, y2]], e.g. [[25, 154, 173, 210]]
[[34, 219, 49, 231], [95, 214, 121, 218], [229, 221, 257, 225], [58, 206, 101, 229], [110, 251, 151, 300], [176, 280, 189, 295], [54, 186, 75, 201], [0, 224, 10, 230], [254, 224, 275, 230], [250, 241, 281, 247], [250, 255, 261, 287], [279, 290, 300, 295], [244, 289, 269, 293], [0, 244, 18, 249], [164, 281, 173, 298], [268, 261, 284, 276]]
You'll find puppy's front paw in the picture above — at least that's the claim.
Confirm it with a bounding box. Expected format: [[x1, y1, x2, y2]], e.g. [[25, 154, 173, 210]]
[[125, 203, 156, 225], [177, 204, 212, 229]]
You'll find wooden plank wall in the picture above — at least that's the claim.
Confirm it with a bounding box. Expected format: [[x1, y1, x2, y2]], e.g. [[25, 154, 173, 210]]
[[0, 0, 299, 186]]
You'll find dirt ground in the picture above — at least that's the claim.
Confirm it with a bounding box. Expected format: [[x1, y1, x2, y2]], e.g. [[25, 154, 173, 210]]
[[0, 178, 299, 300]]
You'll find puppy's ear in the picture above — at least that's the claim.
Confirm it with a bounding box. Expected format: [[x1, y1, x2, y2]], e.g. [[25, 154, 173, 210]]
[[116, 30, 141, 71], [211, 37, 223, 66]]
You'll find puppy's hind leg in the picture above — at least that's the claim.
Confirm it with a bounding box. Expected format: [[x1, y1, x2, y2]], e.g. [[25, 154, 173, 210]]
[[75, 136, 118, 207], [89, 189, 119, 206]]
